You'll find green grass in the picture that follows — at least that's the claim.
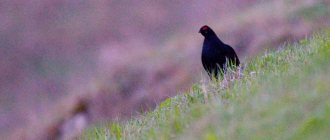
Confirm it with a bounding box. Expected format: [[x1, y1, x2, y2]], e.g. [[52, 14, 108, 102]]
[[80, 30, 330, 140]]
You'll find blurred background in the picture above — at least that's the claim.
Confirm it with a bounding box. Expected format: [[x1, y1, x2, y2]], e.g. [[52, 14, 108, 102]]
[[0, 0, 329, 139]]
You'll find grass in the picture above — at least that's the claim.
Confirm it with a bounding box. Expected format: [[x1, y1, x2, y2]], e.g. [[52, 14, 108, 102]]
[[80, 30, 330, 140]]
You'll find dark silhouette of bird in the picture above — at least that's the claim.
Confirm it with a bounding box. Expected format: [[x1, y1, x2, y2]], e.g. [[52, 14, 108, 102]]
[[199, 25, 240, 79]]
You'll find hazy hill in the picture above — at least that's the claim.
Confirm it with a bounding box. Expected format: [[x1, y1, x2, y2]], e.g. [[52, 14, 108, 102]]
[[1, 0, 329, 139]]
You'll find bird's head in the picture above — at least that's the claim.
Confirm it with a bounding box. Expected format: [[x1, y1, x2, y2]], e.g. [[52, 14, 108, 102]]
[[199, 25, 216, 37]]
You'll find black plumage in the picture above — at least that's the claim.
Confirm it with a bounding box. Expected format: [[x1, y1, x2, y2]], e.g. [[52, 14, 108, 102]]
[[199, 25, 240, 79]]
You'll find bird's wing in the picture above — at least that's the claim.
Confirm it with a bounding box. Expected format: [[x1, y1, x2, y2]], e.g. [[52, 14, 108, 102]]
[[225, 45, 240, 65]]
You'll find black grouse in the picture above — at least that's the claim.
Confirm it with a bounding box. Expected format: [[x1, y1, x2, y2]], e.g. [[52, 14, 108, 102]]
[[199, 25, 240, 79]]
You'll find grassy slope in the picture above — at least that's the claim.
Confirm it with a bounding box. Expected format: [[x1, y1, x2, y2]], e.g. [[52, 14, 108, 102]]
[[81, 30, 330, 140]]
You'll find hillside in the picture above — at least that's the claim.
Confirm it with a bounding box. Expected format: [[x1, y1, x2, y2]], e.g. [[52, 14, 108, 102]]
[[2, 0, 330, 139], [81, 30, 330, 139]]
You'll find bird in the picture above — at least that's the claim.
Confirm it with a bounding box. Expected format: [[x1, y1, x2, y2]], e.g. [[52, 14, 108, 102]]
[[199, 25, 240, 79]]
